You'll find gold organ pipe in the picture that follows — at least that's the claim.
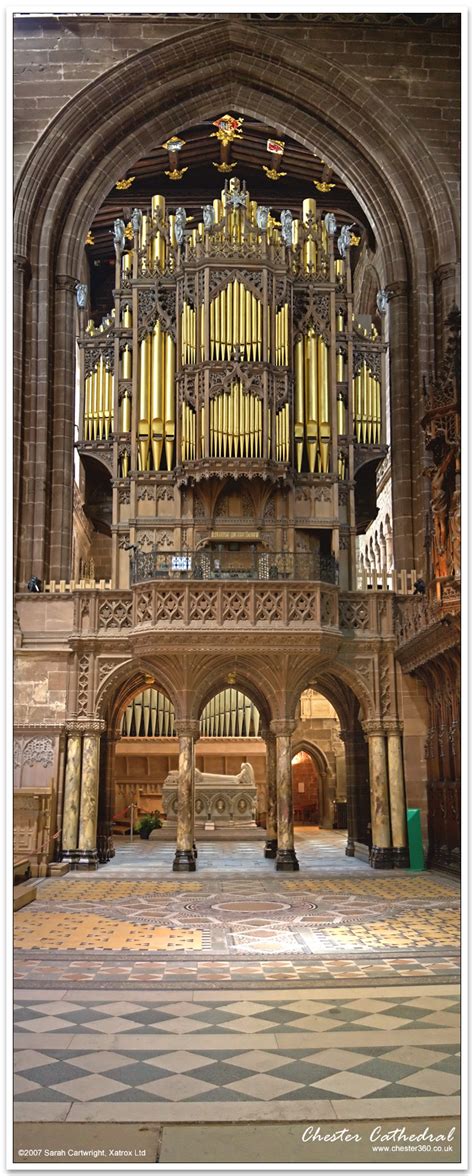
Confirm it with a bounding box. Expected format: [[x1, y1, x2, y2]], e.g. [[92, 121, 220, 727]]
[[354, 372, 362, 441], [122, 252, 132, 276], [336, 313, 344, 332], [164, 333, 175, 470], [246, 288, 252, 360], [122, 304, 132, 328], [366, 368, 373, 443], [249, 393, 255, 457], [302, 198, 317, 273], [200, 302, 205, 361], [226, 283, 232, 357], [210, 298, 215, 361], [294, 337, 304, 473], [334, 259, 344, 278], [239, 282, 245, 349], [318, 336, 330, 474], [251, 295, 258, 361], [91, 367, 98, 440], [84, 374, 91, 440], [97, 357, 105, 439], [151, 320, 164, 471], [361, 362, 368, 443], [215, 293, 221, 360], [336, 350, 345, 382], [169, 214, 176, 249], [121, 392, 131, 433], [306, 330, 318, 473], [220, 289, 226, 361], [337, 392, 346, 436], [258, 300, 262, 361], [151, 194, 165, 267], [138, 335, 151, 470], [375, 377, 381, 442], [140, 214, 149, 273]]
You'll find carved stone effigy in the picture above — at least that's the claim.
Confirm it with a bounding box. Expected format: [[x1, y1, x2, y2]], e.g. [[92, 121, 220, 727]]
[[163, 762, 257, 825]]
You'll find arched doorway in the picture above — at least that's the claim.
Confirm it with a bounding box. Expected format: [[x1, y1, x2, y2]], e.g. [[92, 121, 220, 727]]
[[291, 750, 320, 825]]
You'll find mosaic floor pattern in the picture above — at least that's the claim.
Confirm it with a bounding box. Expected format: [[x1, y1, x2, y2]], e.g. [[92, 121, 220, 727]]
[[15, 864, 460, 958], [14, 984, 460, 1123]]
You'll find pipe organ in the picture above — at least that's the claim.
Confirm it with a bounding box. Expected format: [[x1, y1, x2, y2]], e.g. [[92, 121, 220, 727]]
[[121, 689, 260, 739], [77, 176, 387, 590]]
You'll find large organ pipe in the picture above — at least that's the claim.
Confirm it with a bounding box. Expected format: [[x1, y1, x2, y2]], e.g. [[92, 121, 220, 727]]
[[140, 214, 149, 273], [151, 319, 164, 471], [164, 333, 175, 470], [317, 336, 330, 473], [245, 289, 252, 360], [122, 344, 132, 380], [220, 289, 226, 361], [361, 362, 368, 443], [302, 198, 317, 272], [306, 330, 318, 473], [375, 376, 381, 442], [294, 337, 304, 472], [354, 371, 362, 441], [138, 335, 151, 470], [337, 392, 346, 435]]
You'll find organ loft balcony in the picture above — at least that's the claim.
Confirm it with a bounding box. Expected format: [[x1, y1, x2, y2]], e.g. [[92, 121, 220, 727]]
[[75, 171, 388, 599]]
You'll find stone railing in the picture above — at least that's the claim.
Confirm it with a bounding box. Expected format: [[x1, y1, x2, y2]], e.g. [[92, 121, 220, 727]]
[[71, 582, 393, 637], [396, 579, 460, 647]]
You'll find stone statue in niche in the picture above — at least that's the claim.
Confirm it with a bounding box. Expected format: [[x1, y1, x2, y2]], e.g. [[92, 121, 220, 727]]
[[113, 218, 126, 260], [448, 488, 460, 578], [174, 207, 187, 246], [280, 209, 293, 247], [425, 446, 454, 579], [202, 205, 214, 231]]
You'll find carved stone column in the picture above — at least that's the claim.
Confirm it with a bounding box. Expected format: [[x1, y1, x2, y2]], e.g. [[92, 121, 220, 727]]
[[385, 721, 409, 868], [262, 728, 277, 858], [363, 721, 393, 869], [61, 733, 82, 864], [97, 733, 118, 863], [271, 719, 299, 872], [385, 281, 415, 570], [173, 721, 200, 872], [77, 734, 100, 869], [13, 254, 31, 587], [50, 273, 78, 580]]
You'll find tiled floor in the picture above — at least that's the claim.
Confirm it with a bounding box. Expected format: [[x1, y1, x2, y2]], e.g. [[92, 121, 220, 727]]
[[14, 985, 460, 1123], [14, 832, 461, 1126]]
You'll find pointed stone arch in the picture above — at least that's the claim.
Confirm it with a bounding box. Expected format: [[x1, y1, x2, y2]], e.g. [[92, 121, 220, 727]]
[[14, 20, 458, 582]]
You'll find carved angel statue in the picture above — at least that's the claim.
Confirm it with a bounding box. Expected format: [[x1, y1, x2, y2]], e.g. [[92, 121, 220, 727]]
[[337, 223, 354, 259], [113, 217, 126, 259], [448, 488, 460, 578], [202, 205, 214, 231], [256, 206, 270, 233], [174, 206, 187, 246], [376, 288, 389, 315], [131, 207, 143, 233], [324, 212, 337, 237], [75, 282, 88, 310], [280, 209, 293, 247]]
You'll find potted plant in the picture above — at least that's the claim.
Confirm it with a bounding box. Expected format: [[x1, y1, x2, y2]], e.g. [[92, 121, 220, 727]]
[[135, 812, 163, 840]]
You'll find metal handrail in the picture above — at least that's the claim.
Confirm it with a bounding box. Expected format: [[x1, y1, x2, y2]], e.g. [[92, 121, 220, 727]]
[[130, 549, 339, 586]]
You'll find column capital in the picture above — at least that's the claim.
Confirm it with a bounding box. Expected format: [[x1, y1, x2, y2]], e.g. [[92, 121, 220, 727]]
[[55, 272, 78, 295], [65, 718, 106, 736], [385, 280, 408, 302], [260, 726, 276, 744], [383, 719, 404, 735], [175, 719, 201, 739], [361, 719, 385, 738], [270, 719, 297, 737]]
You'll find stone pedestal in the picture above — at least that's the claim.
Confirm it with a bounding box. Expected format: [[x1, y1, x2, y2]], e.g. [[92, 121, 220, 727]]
[[77, 735, 100, 869], [365, 726, 393, 869], [61, 733, 82, 864], [263, 730, 277, 858], [272, 720, 299, 871], [387, 727, 409, 868], [173, 722, 199, 872]]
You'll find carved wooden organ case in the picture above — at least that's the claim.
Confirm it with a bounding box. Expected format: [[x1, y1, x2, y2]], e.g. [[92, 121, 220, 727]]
[[77, 179, 387, 589]]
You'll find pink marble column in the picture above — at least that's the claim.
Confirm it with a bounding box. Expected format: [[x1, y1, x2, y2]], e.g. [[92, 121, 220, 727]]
[[363, 721, 393, 869], [173, 721, 200, 872], [262, 729, 277, 858], [271, 719, 299, 872]]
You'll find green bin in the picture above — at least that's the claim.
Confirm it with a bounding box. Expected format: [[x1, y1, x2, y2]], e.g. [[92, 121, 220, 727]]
[[406, 808, 425, 871]]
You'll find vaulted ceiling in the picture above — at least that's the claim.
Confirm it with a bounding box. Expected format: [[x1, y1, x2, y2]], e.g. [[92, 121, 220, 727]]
[[87, 115, 372, 319]]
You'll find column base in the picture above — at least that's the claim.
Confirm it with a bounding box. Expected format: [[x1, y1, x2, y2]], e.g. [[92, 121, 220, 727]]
[[276, 848, 299, 871], [76, 850, 99, 871], [369, 845, 394, 869], [173, 850, 196, 872], [264, 838, 277, 859], [193, 843, 198, 859], [60, 850, 82, 870], [345, 838, 355, 857], [392, 846, 410, 869]]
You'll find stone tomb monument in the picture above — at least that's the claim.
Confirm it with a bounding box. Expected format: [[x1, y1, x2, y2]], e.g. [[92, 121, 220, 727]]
[[162, 762, 257, 827]]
